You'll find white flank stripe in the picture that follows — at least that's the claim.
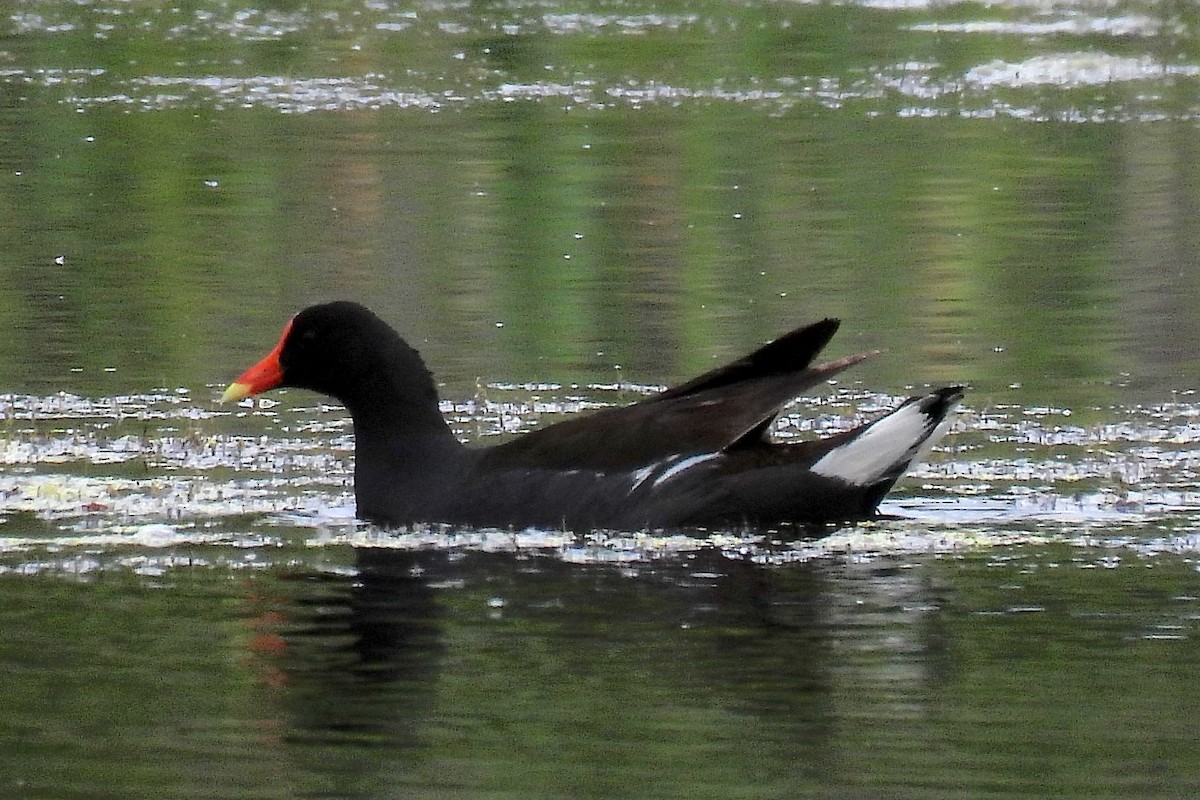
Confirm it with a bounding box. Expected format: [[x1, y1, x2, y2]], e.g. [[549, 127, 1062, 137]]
[[629, 463, 658, 494], [652, 452, 722, 488], [810, 400, 935, 485]]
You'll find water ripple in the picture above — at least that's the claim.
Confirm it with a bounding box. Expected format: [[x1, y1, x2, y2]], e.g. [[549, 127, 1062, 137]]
[[2, 388, 1200, 566]]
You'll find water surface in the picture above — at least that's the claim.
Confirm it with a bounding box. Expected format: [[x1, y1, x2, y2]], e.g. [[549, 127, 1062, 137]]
[[4, 0, 1200, 796]]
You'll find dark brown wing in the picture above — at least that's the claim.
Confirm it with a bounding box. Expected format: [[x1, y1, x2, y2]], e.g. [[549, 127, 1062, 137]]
[[652, 317, 840, 401], [477, 319, 875, 472]]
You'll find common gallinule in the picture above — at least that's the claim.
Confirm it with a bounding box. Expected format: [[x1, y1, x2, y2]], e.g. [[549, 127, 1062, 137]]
[[222, 302, 962, 531]]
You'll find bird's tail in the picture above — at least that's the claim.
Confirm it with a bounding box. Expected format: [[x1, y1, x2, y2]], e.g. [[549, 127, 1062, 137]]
[[809, 386, 964, 499]]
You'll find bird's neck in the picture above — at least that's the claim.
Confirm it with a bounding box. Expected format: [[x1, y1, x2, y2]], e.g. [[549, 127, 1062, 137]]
[[331, 331, 456, 441], [339, 345, 464, 525], [341, 357, 460, 449], [350, 407, 463, 526]]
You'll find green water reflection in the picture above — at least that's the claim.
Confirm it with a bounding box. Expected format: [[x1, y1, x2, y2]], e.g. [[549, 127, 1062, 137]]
[[2, 0, 1200, 406], [3, 547, 1200, 799], [2, 105, 1199, 410]]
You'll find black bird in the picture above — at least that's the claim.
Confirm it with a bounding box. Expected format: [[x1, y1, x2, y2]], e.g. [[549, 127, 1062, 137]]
[[222, 301, 962, 531]]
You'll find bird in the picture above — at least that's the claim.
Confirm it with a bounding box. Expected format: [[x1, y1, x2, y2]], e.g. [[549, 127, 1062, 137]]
[[222, 301, 962, 532]]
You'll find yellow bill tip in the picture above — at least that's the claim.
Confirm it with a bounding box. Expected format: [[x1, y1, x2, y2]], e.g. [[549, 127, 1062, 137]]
[[220, 382, 253, 405]]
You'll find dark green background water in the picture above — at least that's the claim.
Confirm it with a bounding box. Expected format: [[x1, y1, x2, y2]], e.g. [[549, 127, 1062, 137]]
[[4, 0, 1200, 796]]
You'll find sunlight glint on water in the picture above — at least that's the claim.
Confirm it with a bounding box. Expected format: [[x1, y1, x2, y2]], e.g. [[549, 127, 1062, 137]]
[[3, 388, 1200, 570]]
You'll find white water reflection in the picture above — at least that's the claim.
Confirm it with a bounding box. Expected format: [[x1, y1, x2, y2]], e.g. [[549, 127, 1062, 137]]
[[909, 16, 1177, 37], [11, 66, 1185, 123], [9, 0, 1200, 121], [966, 54, 1200, 90], [5, 0, 1199, 123], [3, 386, 1200, 571]]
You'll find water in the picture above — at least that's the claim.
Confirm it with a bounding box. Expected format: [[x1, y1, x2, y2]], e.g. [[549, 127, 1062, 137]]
[[5, 0, 1200, 795]]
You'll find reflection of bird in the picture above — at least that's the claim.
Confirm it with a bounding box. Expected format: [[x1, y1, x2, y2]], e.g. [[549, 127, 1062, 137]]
[[223, 301, 961, 530]]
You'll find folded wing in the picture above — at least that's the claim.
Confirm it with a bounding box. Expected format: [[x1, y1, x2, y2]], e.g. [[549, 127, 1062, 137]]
[[480, 319, 875, 472]]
